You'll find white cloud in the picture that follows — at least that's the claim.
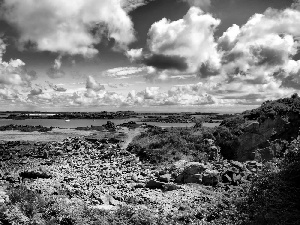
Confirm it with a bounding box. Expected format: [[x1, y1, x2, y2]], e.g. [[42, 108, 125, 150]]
[[121, 0, 154, 12], [86, 76, 105, 92], [104, 67, 145, 77], [2, 0, 136, 56], [127, 7, 221, 78], [181, 0, 211, 11], [218, 7, 300, 93], [0, 38, 36, 87], [126, 48, 143, 62]]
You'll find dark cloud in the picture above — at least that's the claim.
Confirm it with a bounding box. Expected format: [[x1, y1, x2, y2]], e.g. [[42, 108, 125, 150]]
[[251, 46, 286, 66], [28, 88, 43, 97], [222, 93, 265, 100], [46, 68, 65, 79], [143, 54, 188, 71], [281, 75, 300, 90], [198, 63, 219, 78], [222, 51, 243, 64]]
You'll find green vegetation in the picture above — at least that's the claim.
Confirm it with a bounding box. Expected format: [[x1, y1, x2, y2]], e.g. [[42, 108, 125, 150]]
[[243, 93, 300, 121], [127, 126, 215, 164]]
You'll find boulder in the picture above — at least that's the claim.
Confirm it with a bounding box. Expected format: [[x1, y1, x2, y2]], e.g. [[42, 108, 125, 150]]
[[145, 180, 165, 189], [176, 162, 209, 184], [202, 170, 220, 186], [159, 174, 172, 183], [231, 161, 244, 170], [163, 183, 182, 191], [19, 170, 52, 179]]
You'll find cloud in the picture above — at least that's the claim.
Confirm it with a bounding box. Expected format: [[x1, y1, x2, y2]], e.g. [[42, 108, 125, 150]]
[[126, 48, 143, 62], [142, 54, 188, 71], [181, 0, 211, 11], [127, 7, 221, 78], [1, 0, 136, 56], [104, 67, 145, 78], [86, 76, 105, 92], [27, 88, 43, 99], [217, 6, 300, 91], [47, 81, 67, 92], [46, 56, 65, 79], [0, 38, 37, 87], [121, 0, 154, 12]]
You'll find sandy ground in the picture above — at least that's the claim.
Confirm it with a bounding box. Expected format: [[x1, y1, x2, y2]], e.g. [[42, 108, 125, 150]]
[[0, 127, 144, 148], [0, 128, 97, 142]]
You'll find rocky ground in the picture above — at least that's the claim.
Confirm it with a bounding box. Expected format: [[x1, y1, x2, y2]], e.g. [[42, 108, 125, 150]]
[[0, 135, 263, 224]]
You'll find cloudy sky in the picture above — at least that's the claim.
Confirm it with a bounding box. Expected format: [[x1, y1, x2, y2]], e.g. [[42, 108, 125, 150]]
[[0, 0, 300, 112]]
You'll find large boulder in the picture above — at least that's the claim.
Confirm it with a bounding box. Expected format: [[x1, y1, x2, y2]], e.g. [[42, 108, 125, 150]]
[[202, 170, 220, 186], [145, 180, 165, 189], [175, 162, 209, 184], [19, 169, 52, 179]]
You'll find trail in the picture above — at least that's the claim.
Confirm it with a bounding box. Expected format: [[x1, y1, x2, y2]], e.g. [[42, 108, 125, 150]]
[[121, 127, 143, 149]]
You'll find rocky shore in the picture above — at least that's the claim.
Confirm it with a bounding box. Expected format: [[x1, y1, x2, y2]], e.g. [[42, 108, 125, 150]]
[[0, 136, 262, 224]]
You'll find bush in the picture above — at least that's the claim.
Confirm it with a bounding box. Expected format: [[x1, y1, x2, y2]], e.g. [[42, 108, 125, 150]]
[[127, 126, 214, 164], [238, 141, 300, 225]]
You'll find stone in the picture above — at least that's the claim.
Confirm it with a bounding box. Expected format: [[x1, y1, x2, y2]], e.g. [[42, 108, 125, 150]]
[[19, 170, 52, 179], [159, 174, 172, 183], [91, 204, 119, 211], [202, 170, 220, 186], [145, 180, 165, 189], [176, 162, 209, 184], [183, 162, 208, 175], [184, 174, 202, 184], [99, 194, 120, 206], [163, 183, 182, 191], [231, 161, 244, 170], [131, 174, 139, 182], [134, 183, 145, 188]]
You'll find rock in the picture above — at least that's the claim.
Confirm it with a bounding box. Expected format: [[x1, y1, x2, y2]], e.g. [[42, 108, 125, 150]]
[[222, 174, 232, 183], [19, 170, 52, 179], [145, 180, 165, 189], [183, 162, 208, 175], [91, 204, 119, 211], [0, 187, 9, 204], [163, 183, 182, 191], [184, 173, 203, 184], [176, 162, 208, 184], [131, 174, 139, 182], [231, 161, 244, 170], [232, 174, 242, 184], [202, 170, 220, 186], [134, 183, 145, 188], [99, 194, 120, 206], [207, 146, 220, 160], [159, 174, 172, 183]]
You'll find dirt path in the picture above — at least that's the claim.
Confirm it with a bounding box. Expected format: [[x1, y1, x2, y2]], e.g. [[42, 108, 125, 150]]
[[120, 127, 143, 149]]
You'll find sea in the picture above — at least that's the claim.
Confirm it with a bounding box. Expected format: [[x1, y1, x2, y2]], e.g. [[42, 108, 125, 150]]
[[0, 118, 220, 129]]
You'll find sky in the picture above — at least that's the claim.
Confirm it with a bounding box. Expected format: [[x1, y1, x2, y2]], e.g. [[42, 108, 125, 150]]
[[0, 0, 300, 112]]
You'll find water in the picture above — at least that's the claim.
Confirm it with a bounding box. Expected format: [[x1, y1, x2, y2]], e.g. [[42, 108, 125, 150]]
[[0, 119, 220, 128]]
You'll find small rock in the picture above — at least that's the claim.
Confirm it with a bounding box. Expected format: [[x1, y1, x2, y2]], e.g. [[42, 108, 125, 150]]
[[163, 183, 182, 191], [131, 174, 139, 182], [134, 183, 145, 188], [145, 180, 165, 189], [231, 161, 244, 170], [159, 174, 172, 183]]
